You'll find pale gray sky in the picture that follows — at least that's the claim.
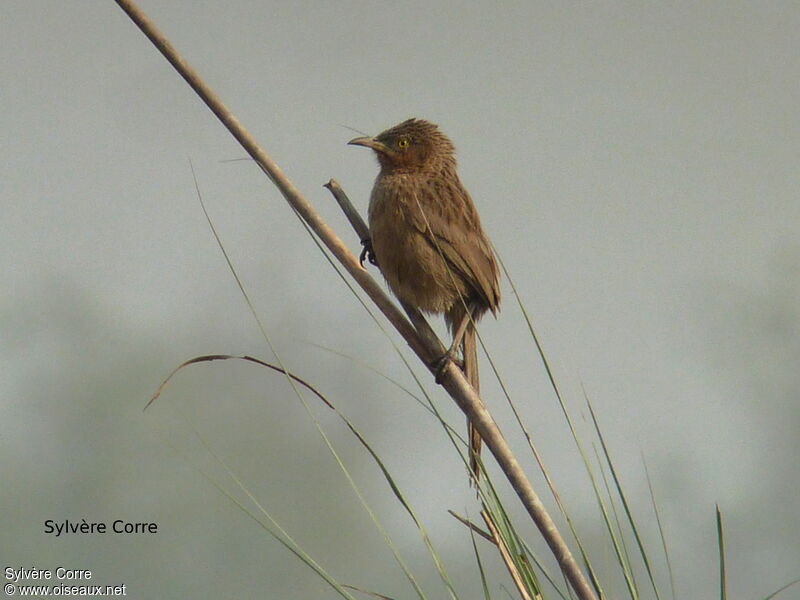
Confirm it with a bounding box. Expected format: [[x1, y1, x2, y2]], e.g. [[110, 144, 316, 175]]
[[2, 2, 798, 599]]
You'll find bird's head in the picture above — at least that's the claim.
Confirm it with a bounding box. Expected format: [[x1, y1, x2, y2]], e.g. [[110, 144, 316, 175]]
[[349, 118, 455, 172]]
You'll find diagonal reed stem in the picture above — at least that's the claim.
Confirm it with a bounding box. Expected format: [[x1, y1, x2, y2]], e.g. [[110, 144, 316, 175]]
[[113, 2, 597, 598]]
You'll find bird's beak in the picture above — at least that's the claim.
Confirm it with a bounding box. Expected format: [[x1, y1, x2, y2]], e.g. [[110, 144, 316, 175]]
[[348, 136, 389, 154]]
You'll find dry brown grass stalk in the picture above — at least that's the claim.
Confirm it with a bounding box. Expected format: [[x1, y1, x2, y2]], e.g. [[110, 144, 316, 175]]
[[482, 510, 540, 600]]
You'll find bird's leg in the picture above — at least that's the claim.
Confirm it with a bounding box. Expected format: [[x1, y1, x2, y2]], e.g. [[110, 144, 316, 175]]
[[359, 237, 378, 267], [434, 304, 475, 383], [448, 309, 472, 359]]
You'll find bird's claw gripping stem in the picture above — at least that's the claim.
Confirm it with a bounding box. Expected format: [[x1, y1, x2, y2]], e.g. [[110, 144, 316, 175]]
[[359, 238, 378, 267], [433, 349, 464, 384]]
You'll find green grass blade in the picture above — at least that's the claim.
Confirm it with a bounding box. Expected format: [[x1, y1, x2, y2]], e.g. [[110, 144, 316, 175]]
[[479, 475, 554, 599], [493, 252, 605, 599], [466, 509, 493, 600], [716, 505, 726, 600], [762, 578, 800, 600], [342, 584, 399, 600], [339, 414, 460, 600], [585, 392, 661, 600], [593, 442, 638, 593], [307, 342, 468, 447], [643, 456, 675, 600], [517, 538, 571, 600]]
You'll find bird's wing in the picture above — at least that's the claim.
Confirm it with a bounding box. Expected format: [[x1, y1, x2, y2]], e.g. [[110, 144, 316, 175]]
[[408, 182, 500, 313]]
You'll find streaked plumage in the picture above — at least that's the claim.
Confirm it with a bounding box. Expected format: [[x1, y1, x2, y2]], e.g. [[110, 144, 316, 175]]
[[350, 118, 500, 478]]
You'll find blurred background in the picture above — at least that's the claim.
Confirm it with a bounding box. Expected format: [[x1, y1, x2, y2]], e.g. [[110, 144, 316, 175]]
[[2, 2, 798, 598]]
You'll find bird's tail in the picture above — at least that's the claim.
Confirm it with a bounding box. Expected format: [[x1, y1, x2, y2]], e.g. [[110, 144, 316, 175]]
[[463, 323, 483, 481]]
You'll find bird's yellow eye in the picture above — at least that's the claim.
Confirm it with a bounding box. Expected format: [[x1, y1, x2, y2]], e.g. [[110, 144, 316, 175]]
[[397, 138, 409, 148]]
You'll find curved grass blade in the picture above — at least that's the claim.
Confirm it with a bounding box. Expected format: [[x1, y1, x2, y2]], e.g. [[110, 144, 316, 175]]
[[146, 353, 333, 411]]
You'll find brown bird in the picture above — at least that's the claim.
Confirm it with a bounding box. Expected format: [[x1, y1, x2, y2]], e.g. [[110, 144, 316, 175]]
[[349, 118, 501, 479]]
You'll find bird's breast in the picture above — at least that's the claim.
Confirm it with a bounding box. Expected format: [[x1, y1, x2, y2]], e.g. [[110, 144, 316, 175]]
[[367, 176, 465, 314]]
